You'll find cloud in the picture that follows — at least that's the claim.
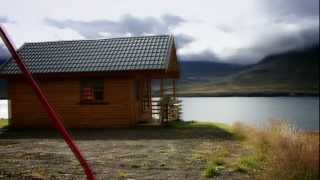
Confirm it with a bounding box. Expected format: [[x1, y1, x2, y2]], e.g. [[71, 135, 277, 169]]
[[216, 24, 234, 33], [1, 1, 316, 65], [259, 0, 319, 19], [0, 16, 14, 23], [45, 14, 187, 39], [179, 49, 222, 62], [175, 34, 195, 48], [0, 16, 8, 23], [225, 25, 319, 64]]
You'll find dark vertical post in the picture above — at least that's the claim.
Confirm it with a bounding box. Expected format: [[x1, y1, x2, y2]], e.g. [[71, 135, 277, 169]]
[[172, 79, 177, 120], [172, 79, 176, 101], [148, 80, 151, 109], [160, 79, 164, 98], [160, 79, 164, 123]]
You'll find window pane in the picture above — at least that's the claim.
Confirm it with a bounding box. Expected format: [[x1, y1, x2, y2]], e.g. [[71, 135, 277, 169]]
[[81, 79, 104, 101]]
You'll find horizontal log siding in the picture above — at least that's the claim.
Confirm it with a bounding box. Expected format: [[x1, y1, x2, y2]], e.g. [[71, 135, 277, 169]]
[[8, 78, 135, 128]]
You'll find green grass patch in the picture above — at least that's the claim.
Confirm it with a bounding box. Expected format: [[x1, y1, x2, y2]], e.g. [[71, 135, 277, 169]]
[[191, 153, 204, 161], [203, 161, 224, 177], [117, 171, 128, 178], [0, 119, 8, 128], [168, 120, 232, 131], [235, 155, 260, 173]]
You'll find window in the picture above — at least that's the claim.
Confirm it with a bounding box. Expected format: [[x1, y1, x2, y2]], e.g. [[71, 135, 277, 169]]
[[80, 80, 104, 102]]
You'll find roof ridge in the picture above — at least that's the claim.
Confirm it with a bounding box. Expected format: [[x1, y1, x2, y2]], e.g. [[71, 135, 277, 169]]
[[24, 34, 173, 45]]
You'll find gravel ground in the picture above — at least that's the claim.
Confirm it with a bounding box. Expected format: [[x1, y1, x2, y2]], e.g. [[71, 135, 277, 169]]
[[0, 127, 253, 180]]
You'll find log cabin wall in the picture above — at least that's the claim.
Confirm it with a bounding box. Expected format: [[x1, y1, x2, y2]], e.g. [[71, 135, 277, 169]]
[[8, 77, 137, 128]]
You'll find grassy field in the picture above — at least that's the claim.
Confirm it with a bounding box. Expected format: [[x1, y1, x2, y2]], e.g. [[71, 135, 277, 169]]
[[0, 120, 318, 179]]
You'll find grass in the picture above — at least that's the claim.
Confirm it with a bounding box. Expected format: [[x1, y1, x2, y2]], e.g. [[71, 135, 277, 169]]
[[168, 120, 231, 131], [0, 119, 8, 128], [203, 161, 223, 177], [202, 145, 233, 177], [232, 120, 320, 180], [169, 121, 254, 177], [235, 155, 259, 173], [117, 171, 128, 178], [196, 119, 319, 179]]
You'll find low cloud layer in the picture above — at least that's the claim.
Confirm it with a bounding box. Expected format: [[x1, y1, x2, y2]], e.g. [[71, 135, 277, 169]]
[[0, 16, 14, 24], [180, 50, 222, 62], [0, 16, 8, 23], [175, 34, 195, 48], [259, 0, 319, 19], [45, 11, 318, 64], [46, 14, 185, 38], [225, 25, 319, 64], [45, 14, 195, 48]]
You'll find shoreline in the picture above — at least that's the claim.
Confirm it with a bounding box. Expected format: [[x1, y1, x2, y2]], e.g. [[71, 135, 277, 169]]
[[174, 92, 319, 97]]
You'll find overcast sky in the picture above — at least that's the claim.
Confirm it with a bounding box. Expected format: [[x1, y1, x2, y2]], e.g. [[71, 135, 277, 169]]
[[0, 0, 319, 64]]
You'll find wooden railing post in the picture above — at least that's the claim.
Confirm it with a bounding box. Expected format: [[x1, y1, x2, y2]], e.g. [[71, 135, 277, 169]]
[[160, 79, 164, 124], [172, 79, 176, 101]]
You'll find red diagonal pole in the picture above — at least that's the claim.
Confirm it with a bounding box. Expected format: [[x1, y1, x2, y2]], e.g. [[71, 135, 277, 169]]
[[0, 25, 95, 180]]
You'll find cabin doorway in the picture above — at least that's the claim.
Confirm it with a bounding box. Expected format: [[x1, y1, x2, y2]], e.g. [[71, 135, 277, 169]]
[[134, 79, 152, 123]]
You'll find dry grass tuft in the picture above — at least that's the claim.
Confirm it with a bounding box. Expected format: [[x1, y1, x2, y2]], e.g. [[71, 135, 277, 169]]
[[232, 120, 319, 180]]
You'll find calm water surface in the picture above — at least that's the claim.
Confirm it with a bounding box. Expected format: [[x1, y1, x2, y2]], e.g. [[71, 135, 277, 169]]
[[181, 97, 319, 131], [1, 97, 319, 131]]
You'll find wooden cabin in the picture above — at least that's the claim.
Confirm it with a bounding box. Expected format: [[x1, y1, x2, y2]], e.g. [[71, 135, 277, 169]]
[[0, 35, 180, 128]]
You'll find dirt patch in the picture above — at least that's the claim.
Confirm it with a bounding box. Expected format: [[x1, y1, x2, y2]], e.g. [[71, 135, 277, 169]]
[[0, 128, 253, 179]]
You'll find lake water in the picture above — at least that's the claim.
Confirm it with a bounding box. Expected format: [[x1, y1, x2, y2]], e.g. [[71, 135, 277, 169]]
[[0, 101, 8, 119], [1, 97, 319, 131], [181, 97, 319, 132]]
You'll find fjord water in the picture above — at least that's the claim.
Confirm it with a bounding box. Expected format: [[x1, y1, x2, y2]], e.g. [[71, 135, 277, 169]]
[[1, 97, 319, 131], [0, 101, 7, 119], [181, 97, 319, 132]]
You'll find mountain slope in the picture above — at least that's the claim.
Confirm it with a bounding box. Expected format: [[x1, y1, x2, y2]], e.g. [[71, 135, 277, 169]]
[[180, 61, 244, 83], [230, 47, 319, 87], [177, 46, 319, 96]]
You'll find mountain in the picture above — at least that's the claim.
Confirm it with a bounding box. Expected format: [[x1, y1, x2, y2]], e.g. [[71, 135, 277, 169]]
[[229, 46, 319, 87], [0, 50, 8, 99], [179, 61, 245, 83], [0, 45, 9, 65], [0, 57, 7, 65], [177, 46, 319, 96]]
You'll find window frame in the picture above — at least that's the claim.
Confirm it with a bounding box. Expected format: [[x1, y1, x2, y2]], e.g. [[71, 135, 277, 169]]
[[80, 79, 106, 104]]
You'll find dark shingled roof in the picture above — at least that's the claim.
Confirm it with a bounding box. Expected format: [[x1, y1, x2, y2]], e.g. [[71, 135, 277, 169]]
[[0, 35, 175, 74]]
